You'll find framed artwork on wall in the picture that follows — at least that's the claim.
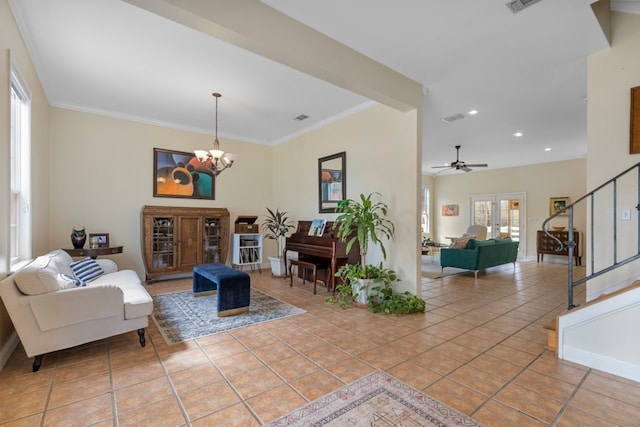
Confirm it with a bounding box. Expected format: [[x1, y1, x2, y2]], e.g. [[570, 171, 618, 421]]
[[630, 86, 640, 154], [549, 196, 571, 216], [153, 148, 215, 199], [442, 204, 459, 216], [318, 151, 346, 213]]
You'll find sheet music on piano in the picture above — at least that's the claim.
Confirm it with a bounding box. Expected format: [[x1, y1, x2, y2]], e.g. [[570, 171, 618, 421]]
[[308, 219, 327, 237]]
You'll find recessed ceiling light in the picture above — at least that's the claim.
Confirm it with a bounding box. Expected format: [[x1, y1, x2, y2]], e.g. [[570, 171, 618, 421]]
[[545, 147, 551, 151], [468, 109, 479, 115], [513, 132, 523, 137]]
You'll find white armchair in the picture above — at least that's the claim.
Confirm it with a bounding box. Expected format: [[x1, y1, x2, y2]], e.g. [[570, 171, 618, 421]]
[[445, 224, 488, 248], [465, 224, 488, 240], [0, 250, 153, 372]]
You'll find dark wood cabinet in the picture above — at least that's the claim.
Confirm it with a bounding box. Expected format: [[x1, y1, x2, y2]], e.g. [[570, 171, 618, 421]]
[[537, 230, 582, 266], [142, 206, 230, 281]]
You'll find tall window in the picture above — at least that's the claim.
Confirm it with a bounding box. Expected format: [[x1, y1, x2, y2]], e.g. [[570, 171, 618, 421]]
[[10, 68, 31, 268], [421, 186, 430, 238]]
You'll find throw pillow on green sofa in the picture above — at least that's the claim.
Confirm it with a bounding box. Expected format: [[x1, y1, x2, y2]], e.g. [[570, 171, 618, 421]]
[[494, 237, 512, 244], [466, 239, 496, 250]]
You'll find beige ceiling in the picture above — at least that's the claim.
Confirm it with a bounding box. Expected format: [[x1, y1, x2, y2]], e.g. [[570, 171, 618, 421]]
[[9, 0, 637, 173]]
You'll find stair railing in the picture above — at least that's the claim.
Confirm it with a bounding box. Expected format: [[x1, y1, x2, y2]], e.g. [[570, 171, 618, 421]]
[[542, 162, 640, 310]]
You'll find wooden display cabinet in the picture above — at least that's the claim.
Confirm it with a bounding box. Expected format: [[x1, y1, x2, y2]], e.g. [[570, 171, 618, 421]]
[[142, 206, 230, 281]]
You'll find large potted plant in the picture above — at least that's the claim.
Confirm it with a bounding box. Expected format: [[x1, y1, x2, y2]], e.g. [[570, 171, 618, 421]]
[[332, 192, 396, 305], [262, 208, 296, 277]]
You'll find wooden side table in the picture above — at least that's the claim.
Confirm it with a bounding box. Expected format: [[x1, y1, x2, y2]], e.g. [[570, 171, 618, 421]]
[[421, 242, 445, 259], [63, 246, 124, 259]]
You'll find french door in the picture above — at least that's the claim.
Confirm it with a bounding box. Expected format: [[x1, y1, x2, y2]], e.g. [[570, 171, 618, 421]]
[[470, 193, 525, 258]]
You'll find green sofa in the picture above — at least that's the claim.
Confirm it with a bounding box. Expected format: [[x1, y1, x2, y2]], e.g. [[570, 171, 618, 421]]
[[440, 237, 519, 278]]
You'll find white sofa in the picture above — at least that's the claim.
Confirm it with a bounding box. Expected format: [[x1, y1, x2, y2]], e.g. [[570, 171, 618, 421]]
[[0, 249, 153, 372]]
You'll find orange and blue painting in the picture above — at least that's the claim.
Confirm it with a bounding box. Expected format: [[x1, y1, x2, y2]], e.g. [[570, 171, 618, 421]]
[[153, 148, 215, 199], [442, 204, 459, 216]]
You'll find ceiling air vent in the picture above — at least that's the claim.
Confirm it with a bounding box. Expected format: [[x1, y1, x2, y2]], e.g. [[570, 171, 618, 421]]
[[440, 113, 466, 124], [293, 114, 309, 121], [506, 0, 543, 13]]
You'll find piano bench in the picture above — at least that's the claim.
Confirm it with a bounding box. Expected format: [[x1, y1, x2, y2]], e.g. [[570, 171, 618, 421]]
[[288, 259, 331, 294]]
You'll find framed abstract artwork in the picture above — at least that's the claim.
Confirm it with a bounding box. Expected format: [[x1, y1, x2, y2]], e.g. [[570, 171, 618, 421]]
[[318, 151, 346, 213], [153, 148, 215, 199], [442, 204, 459, 216]]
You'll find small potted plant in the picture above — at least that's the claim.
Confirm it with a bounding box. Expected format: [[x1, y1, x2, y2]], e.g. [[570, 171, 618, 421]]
[[262, 208, 296, 277]]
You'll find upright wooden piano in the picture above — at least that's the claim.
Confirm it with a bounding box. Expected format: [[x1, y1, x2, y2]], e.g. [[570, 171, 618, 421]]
[[284, 220, 360, 290]]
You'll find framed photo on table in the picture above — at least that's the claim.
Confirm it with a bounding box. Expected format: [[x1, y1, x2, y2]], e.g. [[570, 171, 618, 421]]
[[89, 233, 109, 248]]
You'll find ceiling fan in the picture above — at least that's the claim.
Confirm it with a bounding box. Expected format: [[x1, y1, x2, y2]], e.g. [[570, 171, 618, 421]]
[[432, 145, 488, 173]]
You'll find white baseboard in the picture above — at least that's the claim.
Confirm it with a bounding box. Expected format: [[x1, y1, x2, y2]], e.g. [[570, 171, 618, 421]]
[[563, 345, 640, 382], [0, 332, 19, 372]]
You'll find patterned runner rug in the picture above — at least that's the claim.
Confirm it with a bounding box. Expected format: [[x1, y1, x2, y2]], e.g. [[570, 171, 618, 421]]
[[151, 289, 306, 344], [264, 370, 484, 427]]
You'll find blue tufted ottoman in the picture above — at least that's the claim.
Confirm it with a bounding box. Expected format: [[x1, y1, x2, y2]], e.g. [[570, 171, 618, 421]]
[[192, 264, 251, 317]]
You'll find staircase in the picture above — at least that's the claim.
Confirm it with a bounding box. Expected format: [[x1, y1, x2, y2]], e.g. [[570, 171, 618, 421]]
[[542, 163, 640, 382], [543, 319, 558, 352], [544, 281, 640, 353]]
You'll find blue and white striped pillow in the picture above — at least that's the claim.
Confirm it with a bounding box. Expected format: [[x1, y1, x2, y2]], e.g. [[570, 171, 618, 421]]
[[69, 257, 104, 283], [59, 273, 86, 287]]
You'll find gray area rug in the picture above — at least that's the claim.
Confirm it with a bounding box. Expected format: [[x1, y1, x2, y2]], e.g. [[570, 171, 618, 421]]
[[151, 289, 306, 344], [422, 258, 471, 279]]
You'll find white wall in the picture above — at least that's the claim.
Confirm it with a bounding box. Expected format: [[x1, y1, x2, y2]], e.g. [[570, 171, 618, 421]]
[[273, 103, 421, 294], [48, 108, 273, 278], [432, 158, 587, 259], [587, 11, 640, 298], [555, 10, 640, 379]]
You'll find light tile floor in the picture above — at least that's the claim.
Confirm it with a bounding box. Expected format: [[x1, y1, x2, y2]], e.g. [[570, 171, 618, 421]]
[[1, 260, 640, 426]]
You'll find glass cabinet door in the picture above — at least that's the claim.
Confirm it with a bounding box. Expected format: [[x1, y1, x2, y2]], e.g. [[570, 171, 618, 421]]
[[152, 216, 176, 269], [203, 217, 222, 263], [142, 206, 230, 280]]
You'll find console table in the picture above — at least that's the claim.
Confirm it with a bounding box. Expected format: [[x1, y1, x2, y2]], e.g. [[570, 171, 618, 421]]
[[537, 230, 581, 266], [63, 246, 123, 259]]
